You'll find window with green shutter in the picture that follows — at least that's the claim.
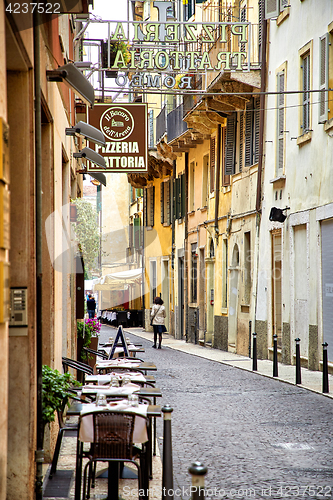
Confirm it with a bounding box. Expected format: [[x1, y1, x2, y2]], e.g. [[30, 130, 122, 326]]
[[145, 186, 155, 227], [210, 138, 215, 193], [225, 113, 236, 176]]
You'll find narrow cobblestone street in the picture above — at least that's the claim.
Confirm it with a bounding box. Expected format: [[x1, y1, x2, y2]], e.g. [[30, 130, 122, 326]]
[[99, 326, 333, 500]]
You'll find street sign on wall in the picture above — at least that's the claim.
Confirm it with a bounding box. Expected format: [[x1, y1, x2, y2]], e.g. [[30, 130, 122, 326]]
[[87, 103, 148, 173]]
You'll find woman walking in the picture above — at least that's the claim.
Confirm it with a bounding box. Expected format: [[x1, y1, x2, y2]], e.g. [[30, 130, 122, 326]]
[[151, 296, 166, 349]]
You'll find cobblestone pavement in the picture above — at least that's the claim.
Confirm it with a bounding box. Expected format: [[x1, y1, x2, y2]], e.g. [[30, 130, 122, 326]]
[[100, 325, 333, 500]]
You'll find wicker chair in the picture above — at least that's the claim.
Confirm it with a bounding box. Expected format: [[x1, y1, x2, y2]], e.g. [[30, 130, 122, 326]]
[[81, 411, 148, 500]]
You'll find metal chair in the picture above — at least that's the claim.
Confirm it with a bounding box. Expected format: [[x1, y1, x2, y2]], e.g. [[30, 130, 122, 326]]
[[82, 346, 109, 360], [62, 357, 93, 383], [81, 411, 148, 500]]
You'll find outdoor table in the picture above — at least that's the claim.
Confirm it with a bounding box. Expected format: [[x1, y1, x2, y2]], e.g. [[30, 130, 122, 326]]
[[74, 401, 161, 500], [96, 359, 157, 375], [100, 344, 145, 359], [84, 372, 156, 386]]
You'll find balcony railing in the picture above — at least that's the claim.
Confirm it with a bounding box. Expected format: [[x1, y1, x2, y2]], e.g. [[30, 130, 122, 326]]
[[156, 105, 167, 144], [167, 104, 188, 143]]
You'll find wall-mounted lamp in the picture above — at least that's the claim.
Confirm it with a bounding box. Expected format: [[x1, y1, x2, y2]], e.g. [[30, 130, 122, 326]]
[[46, 63, 94, 107], [73, 147, 106, 169], [77, 169, 107, 187], [90, 178, 100, 186], [66, 121, 105, 147], [269, 206, 290, 223]]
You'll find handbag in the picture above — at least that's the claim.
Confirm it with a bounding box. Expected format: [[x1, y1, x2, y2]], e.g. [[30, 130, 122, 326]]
[[150, 305, 161, 326]]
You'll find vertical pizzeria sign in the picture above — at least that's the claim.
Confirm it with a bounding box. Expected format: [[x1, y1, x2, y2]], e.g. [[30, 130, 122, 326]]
[[87, 104, 148, 173]]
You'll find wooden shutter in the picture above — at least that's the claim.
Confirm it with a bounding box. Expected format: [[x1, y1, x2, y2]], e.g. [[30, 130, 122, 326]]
[[149, 109, 154, 147], [165, 179, 171, 225], [277, 71, 285, 173], [160, 182, 164, 224], [146, 186, 155, 226], [210, 137, 215, 192], [174, 177, 180, 220], [319, 33, 329, 123], [245, 100, 253, 167], [143, 188, 147, 227], [134, 216, 141, 249], [239, 111, 244, 173], [181, 173, 185, 217], [178, 175, 183, 219], [265, 0, 279, 19], [225, 114, 236, 175], [129, 223, 133, 248], [258, 0, 264, 63], [302, 53, 310, 132], [254, 97, 260, 164]]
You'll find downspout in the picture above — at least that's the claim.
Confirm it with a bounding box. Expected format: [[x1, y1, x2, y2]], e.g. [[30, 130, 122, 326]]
[[171, 160, 176, 335], [141, 190, 145, 326], [252, 18, 268, 339], [214, 124, 221, 240], [34, 9, 44, 499], [184, 152, 189, 341]]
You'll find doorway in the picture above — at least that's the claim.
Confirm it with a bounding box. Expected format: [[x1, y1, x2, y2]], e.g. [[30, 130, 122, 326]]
[[228, 244, 239, 350]]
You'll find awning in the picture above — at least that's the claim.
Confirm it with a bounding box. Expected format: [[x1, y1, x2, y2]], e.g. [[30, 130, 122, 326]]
[[93, 268, 143, 291]]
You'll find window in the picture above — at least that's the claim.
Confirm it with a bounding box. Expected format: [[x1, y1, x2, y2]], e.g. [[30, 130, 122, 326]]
[[134, 216, 141, 249], [319, 33, 329, 123], [225, 113, 236, 176], [150, 260, 157, 303], [210, 138, 215, 193], [202, 155, 209, 207], [148, 109, 154, 148], [238, 111, 244, 173], [265, 0, 289, 19], [144, 186, 155, 227], [244, 232, 251, 303], [189, 161, 195, 211], [276, 69, 286, 175], [222, 238, 228, 309], [191, 243, 197, 303], [173, 173, 185, 220], [160, 180, 171, 225], [302, 52, 311, 133], [245, 97, 260, 167]]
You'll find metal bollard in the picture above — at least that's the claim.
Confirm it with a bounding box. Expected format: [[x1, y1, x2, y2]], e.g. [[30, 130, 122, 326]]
[[248, 320, 252, 358], [188, 462, 208, 500], [252, 332, 257, 371], [273, 334, 278, 377], [322, 342, 329, 393], [162, 405, 174, 500], [295, 338, 301, 385]]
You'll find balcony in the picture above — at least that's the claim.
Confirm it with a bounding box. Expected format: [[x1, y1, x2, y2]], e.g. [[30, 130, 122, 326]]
[[167, 104, 188, 144], [156, 106, 167, 144]]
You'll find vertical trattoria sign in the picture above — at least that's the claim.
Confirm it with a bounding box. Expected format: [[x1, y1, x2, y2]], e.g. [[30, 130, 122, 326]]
[[87, 103, 148, 173]]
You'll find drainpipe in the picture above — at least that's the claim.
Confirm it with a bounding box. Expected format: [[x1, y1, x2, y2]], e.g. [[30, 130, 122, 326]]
[[34, 9, 44, 499], [184, 152, 189, 341], [214, 124, 221, 242], [141, 189, 145, 326], [171, 160, 175, 335], [252, 18, 268, 340]]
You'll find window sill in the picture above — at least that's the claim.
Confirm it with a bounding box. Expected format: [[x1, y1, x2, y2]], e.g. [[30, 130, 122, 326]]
[[188, 211, 195, 217], [270, 175, 286, 186], [200, 206, 207, 212], [223, 185, 231, 193], [163, 222, 171, 227], [221, 307, 228, 315], [146, 226, 153, 231], [324, 117, 333, 133], [189, 303, 197, 308], [276, 7, 290, 26], [297, 131, 312, 146]]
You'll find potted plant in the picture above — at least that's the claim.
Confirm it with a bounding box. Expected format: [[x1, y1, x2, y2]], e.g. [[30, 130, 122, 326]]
[[77, 318, 101, 367], [102, 38, 131, 78], [42, 365, 79, 429]]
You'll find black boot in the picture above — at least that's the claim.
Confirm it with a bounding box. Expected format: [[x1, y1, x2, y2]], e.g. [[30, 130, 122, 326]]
[[152, 344, 157, 348]]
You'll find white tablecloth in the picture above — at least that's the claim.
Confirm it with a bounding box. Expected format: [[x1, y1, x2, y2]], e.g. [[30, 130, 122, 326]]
[[96, 359, 141, 370], [85, 372, 146, 385], [81, 382, 140, 397], [79, 400, 148, 443]]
